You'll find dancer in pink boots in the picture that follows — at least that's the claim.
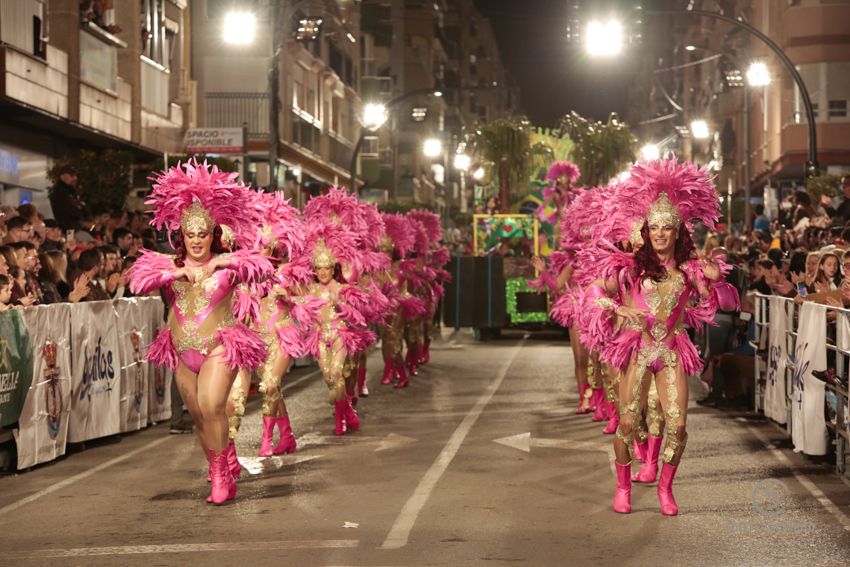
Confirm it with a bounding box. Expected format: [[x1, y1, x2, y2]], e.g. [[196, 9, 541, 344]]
[[576, 157, 740, 516], [130, 161, 272, 505]]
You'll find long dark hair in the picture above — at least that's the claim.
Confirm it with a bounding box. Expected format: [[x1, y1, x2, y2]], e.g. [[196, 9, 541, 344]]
[[313, 262, 346, 284], [173, 226, 226, 267], [634, 222, 696, 282]]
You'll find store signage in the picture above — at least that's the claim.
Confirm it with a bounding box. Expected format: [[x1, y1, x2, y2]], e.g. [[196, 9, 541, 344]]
[[183, 128, 244, 154]]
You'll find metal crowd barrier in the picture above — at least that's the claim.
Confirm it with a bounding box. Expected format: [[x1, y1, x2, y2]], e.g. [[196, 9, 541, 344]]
[[751, 292, 849, 478]]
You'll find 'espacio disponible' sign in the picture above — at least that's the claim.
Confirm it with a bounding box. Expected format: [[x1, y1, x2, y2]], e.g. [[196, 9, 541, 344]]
[[183, 128, 244, 154]]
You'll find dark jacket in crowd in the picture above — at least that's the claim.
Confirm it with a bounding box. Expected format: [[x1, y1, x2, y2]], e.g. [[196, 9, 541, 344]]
[[49, 180, 86, 231]]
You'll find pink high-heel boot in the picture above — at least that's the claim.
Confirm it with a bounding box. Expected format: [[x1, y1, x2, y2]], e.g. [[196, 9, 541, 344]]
[[358, 365, 369, 396], [422, 339, 431, 364], [272, 416, 297, 454], [632, 434, 662, 483], [602, 405, 619, 434], [657, 462, 679, 516], [259, 416, 275, 457], [207, 448, 236, 505], [633, 438, 648, 462], [406, 346, 419, 375], [226, 441, 241, 479], [589, 388, 605, 419], [575, 384, 590, 414], [381, 359, 394, 385], [395, 359, 410, 388], [613, 461, 632, 514], [333, 400, 347, 436], [344, 399, 360, 432]]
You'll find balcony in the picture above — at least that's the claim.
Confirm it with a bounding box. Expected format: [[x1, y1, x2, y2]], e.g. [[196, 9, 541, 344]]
[[203, 92, 269, 138], [329, 134, 353, 171], [291, 111, 321, 154]]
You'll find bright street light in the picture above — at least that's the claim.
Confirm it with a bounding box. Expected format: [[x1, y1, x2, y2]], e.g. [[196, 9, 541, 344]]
[[640, 144, 660, 161], [223, 12, 256, 45], [362, 102, 388, 131], [690, 119, 710, 139], [585, 20, 623, 56], [453, 153, 471, 171], [472, 167, 485, 181], [746, 61, 771, 87], [685, 45, 697, 51], [423, 138, 442, 158]]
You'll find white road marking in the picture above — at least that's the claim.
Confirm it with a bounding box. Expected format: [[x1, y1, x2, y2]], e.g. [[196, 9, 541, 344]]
[[380, 335, 528, 550], [493, 432, 616, 476], [746, 425, 850, 532], [375, 433, 418, 452], [0, 435, 172, 516], [10, 540, 359, 558], [238, 454, 321, 475]]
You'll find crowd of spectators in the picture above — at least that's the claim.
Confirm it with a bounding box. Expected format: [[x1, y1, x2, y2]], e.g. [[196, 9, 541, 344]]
[[0, 165, 156, 310]]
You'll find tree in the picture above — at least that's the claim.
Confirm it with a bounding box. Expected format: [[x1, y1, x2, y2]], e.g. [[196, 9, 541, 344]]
[[468, 117, 553, 213], [47, 149, 133, 214], [558, 111, 637, 187]]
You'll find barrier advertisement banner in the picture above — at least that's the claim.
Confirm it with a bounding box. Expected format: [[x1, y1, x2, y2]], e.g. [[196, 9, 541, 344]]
[[765, 297, 788, 424], [0, 310, 34, 428], [145, 299, 171, 423], [791, 302, 828, 456], [837, 312, 850, 442], [116, 299, 150, 432], [14, 305, 72, 469], [68, 301, 122, 443]]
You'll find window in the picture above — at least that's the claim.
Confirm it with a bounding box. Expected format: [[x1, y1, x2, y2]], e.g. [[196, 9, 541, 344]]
[[829, 100, 847, 119], [141, 0, 168, 68], [293, 80, 303, 109]]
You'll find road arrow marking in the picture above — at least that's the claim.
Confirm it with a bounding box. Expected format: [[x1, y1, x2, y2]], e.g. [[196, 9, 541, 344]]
[[494, 432, 616, 475], [238, 454, 321, 475], [375, 433, 418, 452]]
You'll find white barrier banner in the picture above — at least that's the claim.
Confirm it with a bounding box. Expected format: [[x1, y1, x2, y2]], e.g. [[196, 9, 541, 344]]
[[13, 305, 72, 469], [68, 301, 122, 442], [837, 312, 850, 442], [145, 299, 171, 423], [116, 299, 150, 432], [791, 302, 828, 456], [765, 297, 788, 424]]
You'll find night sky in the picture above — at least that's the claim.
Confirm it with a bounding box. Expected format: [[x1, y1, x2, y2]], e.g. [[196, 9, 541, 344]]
[[474, 0, 635, 127]]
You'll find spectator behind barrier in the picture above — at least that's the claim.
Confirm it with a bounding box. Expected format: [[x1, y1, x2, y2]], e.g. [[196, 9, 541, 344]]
[[9, 242, 40, 306], [38, 250, 70, 304], [49, 165, 86, 231], [0, 273, 12, 310], [4, 216, 33, 245], [70, 248, 109, 302], [113, 227, 136, 256], [40, 219, 65, 252]]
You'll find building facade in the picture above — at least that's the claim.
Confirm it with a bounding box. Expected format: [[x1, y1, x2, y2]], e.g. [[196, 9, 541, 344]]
[[0, 0, 191, 211]]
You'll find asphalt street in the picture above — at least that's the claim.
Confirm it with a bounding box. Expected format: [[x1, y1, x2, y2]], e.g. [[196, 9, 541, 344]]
[[3, 329, 850, 566]]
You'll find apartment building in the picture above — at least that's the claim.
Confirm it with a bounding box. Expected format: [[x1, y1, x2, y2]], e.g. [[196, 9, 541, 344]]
[[628, 0, 850, 216], [0, 0, 190, 211], [191, 0, 362, 202], [359, 0, 518, 210]]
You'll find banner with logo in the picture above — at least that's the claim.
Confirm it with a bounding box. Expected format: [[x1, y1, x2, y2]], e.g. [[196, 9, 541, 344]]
[[764, 297, 788, 424], [836, 311, 850, 443], [791, 302, 828, 456], [144, 299, 171, 423], [68, 301, 122, 443], [116, 299, 151, 432], [0, 311, 34, 428], [14, 305, 72, 469]]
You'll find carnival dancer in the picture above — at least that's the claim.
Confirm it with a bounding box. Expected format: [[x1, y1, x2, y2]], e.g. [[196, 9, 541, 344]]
[[400, 216, 432, 376], [576, 157, 739, 515], [130, 161, 272, 505]]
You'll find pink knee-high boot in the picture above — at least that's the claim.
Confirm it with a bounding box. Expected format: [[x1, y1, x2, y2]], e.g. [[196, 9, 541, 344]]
[[602, 406, 619, 435], [381, 358, 395, 385], [358, 365, 369, 396], [226, 441, 241, 479], [633, 438, 648, 462], [576, 384, 591, 414], [613, 461, 632, 514], [272, 416, 297, 454], [395, 360, 410, 388], [207, 448, 236, 505], [406, 345, 419, 375], [589, 388, 605, 418], [657, 462, 679, 516], [333, 400, 347, 436], [422, 339, 431, 364], [344, 399, 360, 432], [259, 417, 275, 457], [632, 434, 662, 483]]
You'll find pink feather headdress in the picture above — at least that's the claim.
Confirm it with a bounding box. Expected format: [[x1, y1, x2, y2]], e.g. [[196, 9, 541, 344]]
[[146, 159, 262, 250], [304, 187, 368, 236], [257, 191, 306, 259], [407, 216, 430, 257], [381, 213, 415, 257], [545, 160, 581, 183], [407, 210, 442, 244]]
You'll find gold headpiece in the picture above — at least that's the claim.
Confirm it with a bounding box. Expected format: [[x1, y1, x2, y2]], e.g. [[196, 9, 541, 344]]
[[180, 201, 215, 234], [219, 224, 235, 248], [379, 234, 394, 253], [261, 224, 277, 249], [312, 239, 337, 269], [629, 219, 645, 247], [646, 193, 682, 228]]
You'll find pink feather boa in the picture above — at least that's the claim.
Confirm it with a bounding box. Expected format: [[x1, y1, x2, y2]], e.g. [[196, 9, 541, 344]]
[[400, 294, 428, 319], [145, 328, 178, 371], [339, 324, 377, 354], [276, 323, 306, 359], [217, 323, 268, 371], [129, 250, 176, 295]]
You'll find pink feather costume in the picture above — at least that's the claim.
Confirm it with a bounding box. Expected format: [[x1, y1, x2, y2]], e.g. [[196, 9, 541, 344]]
[[129, 162, 273, 374]]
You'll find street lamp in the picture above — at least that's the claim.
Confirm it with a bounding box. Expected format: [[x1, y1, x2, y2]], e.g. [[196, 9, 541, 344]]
[[690, 120, 710, 140], [746, 61, 771, 87], [472, 167, 485, 181], [362, 102, 388, 131], [453, 153, 471, 171], [585, 20, 623, 56], [640, 143, 660, 161], [223, 12, 256, 45], [423, 138, 443, 158]]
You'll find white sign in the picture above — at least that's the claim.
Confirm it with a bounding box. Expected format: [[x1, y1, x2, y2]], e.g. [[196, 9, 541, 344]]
[[145, 299, 171, 423], [791, 302, 828, 456], [116, 299, 150, 432], [183, 128, 244, 154], [764, 298, 788, 424]]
